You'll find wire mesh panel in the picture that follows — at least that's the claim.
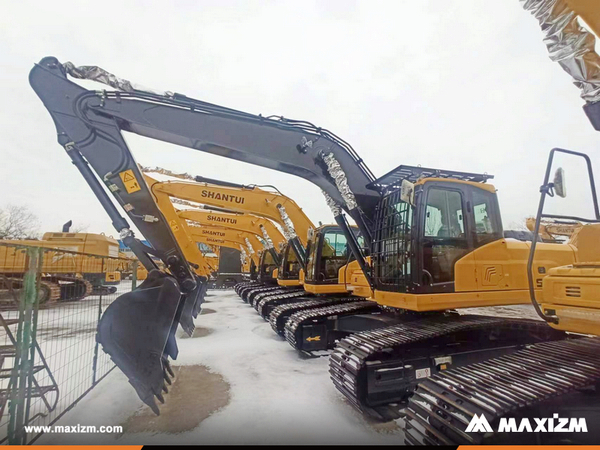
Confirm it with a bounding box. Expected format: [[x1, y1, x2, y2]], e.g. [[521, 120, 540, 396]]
[[372, 189, 413, 293], [0, 242, 135, 444], [0, 243, 30, 442]]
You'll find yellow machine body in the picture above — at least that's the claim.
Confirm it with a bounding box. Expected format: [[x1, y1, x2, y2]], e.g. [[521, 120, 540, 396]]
[[374, 232, 577, 311], [188, 226, 265, 256], [0, 232, 121, 276], [538, 224, 600, 334]]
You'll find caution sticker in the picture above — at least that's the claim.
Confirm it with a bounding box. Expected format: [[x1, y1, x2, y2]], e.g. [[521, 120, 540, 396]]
[[119, 169, 142, 194], [169, 219, 180, 232]]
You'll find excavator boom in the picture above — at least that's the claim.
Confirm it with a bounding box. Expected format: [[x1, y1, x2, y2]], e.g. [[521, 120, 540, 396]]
[[178, 210, 286, 249], [146, 170, 315, 247]]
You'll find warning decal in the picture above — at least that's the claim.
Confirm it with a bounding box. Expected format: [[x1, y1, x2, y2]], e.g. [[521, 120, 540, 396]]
[[119, 169, 142, 194], [169, 219, 180, 232]]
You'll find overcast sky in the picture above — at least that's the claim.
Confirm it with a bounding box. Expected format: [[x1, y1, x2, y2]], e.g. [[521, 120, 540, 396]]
[[1, 0, 599, 239]]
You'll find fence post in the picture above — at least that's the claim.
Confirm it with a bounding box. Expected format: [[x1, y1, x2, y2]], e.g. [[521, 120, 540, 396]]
[[92, 258, 104, 385], [131, 260, 138, 290], [8, 247, 40, 445], [22, 248, 44, 445]]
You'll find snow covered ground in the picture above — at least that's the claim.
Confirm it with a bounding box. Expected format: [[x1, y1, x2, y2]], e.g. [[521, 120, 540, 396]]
[[38, 290, 405, 445]]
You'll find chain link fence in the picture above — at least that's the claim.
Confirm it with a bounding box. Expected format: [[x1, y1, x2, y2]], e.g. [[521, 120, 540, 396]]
[[0, 241, 137, 444]]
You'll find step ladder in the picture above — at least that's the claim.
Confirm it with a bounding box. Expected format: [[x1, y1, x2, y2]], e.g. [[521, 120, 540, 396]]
[[0, 275, 58, 444]]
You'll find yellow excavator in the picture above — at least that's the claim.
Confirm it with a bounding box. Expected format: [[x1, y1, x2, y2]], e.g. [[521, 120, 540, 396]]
[[29, 0, 600, 439], [404, 148, 600, 445], [525, 216, 582, 242], [141, 167, 313, 292], [0, 229, 122, 303], [194, 232, 259, 267], [184, 216, 281, 287], [145, 172, 274, 287], [143, 170, 373, 336]]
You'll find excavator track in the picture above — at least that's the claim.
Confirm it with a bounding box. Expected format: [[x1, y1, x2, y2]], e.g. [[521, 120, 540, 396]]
[[403, 337, 600, 445], [284, 301, 382, 352], [237, 283, 272, 302], [243, 285, 281, 304], [46, 276, 93, 302], [234, 281, 260, 296], [328, 315, 567, 421], [236, 283, 258, 299], [269, 298, 364, 336], [250, 287, 298, 308], [256, 290, 307, 318], [0, 276, 61, 307]]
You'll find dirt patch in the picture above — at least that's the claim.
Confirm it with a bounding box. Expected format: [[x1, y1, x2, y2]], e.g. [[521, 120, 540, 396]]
[[180, 326, 213, 339], [200, 308, 216, 315], [122, 365, 230, 434], [369, 420, 402, 434]]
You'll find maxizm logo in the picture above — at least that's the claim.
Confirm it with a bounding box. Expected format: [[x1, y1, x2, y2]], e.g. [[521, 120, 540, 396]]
[[466, 414, 587, 434]]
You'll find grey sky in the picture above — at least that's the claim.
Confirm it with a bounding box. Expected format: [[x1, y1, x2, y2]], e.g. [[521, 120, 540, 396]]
[[1, 0, 599, 238]]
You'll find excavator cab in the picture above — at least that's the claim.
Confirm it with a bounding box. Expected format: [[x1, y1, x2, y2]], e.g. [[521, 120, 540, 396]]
[[277, 242, 302, 283], [249, 259, 258, 280], [257, 248, 280, 284], [304, 225, 361, 286], [371, 165, 502, 295]]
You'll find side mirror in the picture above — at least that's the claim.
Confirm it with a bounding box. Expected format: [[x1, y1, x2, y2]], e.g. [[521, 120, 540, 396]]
[[401, 179, 416, 206], [553, 167, 567, 198]]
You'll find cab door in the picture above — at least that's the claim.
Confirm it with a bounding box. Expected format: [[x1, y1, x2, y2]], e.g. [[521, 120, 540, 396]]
[[416, 182, 473, 293]]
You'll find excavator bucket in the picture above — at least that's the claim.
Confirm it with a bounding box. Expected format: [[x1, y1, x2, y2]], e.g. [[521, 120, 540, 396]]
[[97, 270, 182, 414]]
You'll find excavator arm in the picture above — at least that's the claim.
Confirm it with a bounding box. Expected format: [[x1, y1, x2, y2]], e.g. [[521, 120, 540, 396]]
[[193, 234, 260, 266], [29, 58, 379, 221], [187, 224, 267, 258], [145, 169, 317, 269], [145, 172, 283, 261], [179, 209, 286, 249], [145, 174, 213, 277], [178, 210, 284, 265]]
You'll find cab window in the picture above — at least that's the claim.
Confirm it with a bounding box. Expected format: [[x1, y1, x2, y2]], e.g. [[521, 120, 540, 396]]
[[320, 231, 349, 282], [472, 189, 501, 244], [280, 244, 300, 278], [425, 190, 464, 238], [260, 250, 277, 278]]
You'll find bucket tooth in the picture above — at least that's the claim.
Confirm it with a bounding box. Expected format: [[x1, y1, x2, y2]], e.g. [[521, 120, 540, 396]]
[[156, 392, 165, 404], [97, 269, 181, 415], [163, 368, 172, 385], [163, 327, 179, 360], [164, 358, 175, 378], [162, 382, 168, 394]]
